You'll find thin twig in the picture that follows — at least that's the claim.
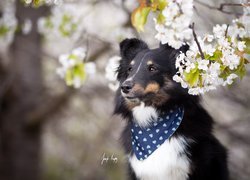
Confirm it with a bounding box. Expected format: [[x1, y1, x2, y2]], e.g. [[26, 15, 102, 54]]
[[26, 87, 76, 128], [25, 42, 111, 128], [87, 44, 111, 62], [225, 24, 229, 38], [219, 3, 249, 11], [190, 23, 205, 59], [194, 0, 248, 15]]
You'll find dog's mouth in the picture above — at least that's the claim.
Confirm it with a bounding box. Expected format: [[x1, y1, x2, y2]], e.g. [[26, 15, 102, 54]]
[[124, 95, 140, 102], [125, 95, 137, 99], [121, 92, 141, 103]]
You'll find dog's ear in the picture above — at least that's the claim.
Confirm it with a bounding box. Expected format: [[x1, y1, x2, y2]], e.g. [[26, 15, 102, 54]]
[[120, 38, 148, 60], [159, 43, 190, 74], [159, 42, 174, 50], [178, 43, 189, 54], [159, 42, 189, 53], [117, 39, 148, 82]]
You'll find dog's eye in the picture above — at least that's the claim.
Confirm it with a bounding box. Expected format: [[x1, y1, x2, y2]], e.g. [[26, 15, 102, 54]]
[[128, 67, 132, 72], [148, 65, 157, 72]]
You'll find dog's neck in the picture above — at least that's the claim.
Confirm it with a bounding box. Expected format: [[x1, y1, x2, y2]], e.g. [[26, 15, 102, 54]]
[[131, 105, 184, 160]]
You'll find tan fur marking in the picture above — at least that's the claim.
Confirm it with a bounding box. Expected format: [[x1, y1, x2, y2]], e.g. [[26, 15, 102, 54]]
[[124, 84, 144, 109], [147, 60, 153, 65], [145, 82, 160, 94], [133, 83, 144, 92], [125, 100, 140, 109]]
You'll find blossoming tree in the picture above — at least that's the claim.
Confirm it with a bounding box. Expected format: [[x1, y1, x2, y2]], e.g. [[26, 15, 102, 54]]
[[0, 0, 249, 179], [119, 0, 250, 95]]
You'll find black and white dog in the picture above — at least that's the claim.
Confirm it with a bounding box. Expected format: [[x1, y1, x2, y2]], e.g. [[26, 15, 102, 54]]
[[114, 38, 229, 180]]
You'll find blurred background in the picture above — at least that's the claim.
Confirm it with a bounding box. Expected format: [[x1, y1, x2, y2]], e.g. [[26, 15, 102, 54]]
[[0, 0, 249, 180]]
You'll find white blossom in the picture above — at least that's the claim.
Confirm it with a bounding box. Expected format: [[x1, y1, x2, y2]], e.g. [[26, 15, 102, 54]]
[[22, 19, 32, 35], [223, 74, 238, 86], [23, 0, 63, 6], [85, 62, 96, 75], [38, 4, 85, 42], [198, 60, 209, 71], [172, 10, 249, 95], [204, 34, 214, 42], [155, 0, 193, 49], [237, 41, 246, 52], [105, 56, 121, 82], [221, 50, 240, 70], [213, 24, 228, 39], [73, 77, 82, 89], [108, 82, 120, 92], [105, 56, 121, 91], [188, 87, 203, 95], [72, 47, 86, 60], [185, 63, 196, 73], [173, 75, 188, 88], [0, 1, 17, 51], [56, 47, 95, 88]]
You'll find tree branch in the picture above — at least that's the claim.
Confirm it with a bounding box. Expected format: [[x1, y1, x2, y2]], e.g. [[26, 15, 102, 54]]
[[87, 43, 111, 62], [26, 43, 112, 128], [0, 56, 17, 115], [190, 23, 205, 59], [194, 0, 249, 15], [216, 122, 250, 145], [25, 87, 75, 128], [225, 24, 229, 38], [219, 3, 249, 11]]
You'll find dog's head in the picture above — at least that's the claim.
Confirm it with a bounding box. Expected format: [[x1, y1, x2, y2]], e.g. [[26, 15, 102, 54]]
[[116, 38, 189, 110]]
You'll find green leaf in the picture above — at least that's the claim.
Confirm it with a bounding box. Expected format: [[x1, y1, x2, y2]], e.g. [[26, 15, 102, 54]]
[[219, 64, 227, 72], [131, 0, 168, 31], [58, 14, 77, 37], [131, 7, 151, 32], [236, 22, 245, 29], [156, 12, 165, 24], [234, 57, 247, 79], [74, 63, 86, 81], [0, 25, 9, 37], [234, 66, 246, 79], [68, 54, 78, 60], [184, 67, 200, 87], [204, 54, 211, 60], [45, 18, 54, 29], [157, 0, 167, 10], [243, 38, 250, 54], [31, 0, 45, 8], [220, 68, 230, 80], [209, 49, 222, 61], [65, 69, 74, 86], [65, 63, 86, 87], [151, 0, 168, 11]]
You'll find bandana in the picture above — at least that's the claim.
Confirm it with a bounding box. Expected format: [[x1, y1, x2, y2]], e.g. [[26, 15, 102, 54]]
[[131, 106, 184, 161]]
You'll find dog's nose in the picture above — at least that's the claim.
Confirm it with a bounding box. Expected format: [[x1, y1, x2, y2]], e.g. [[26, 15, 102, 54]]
[[121, 80, 134, 94]]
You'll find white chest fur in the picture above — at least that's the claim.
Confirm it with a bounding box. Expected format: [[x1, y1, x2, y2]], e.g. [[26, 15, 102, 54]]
[[129, 136, 191, 180], [132, 102, 158, 128]]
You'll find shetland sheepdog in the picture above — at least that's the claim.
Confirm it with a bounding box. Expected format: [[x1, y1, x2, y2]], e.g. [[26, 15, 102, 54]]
[[114, 38, 228, 180]]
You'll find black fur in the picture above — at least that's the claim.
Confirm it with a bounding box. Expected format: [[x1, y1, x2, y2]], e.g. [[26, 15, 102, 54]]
[[114, 38, 228, 180]]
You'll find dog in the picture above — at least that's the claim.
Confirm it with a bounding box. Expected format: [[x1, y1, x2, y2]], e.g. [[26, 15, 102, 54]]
[[114, 38, 229, 180]]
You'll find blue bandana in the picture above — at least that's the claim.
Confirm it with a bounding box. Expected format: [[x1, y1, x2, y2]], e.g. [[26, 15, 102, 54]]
[[131, 106, 184, 161]]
